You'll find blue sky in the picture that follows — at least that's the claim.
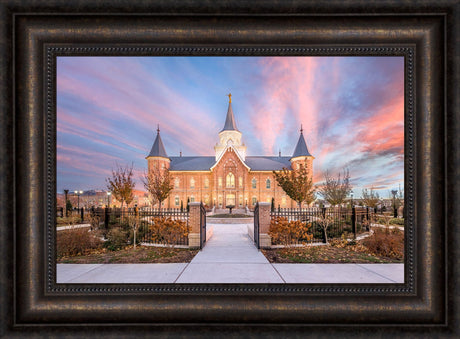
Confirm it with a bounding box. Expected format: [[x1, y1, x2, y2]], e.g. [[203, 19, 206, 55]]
[[57, 56, 404, 198]]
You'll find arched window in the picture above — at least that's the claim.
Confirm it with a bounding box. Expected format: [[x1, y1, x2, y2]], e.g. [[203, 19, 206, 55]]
[[204, 178, 209, 189], [218, 177, 223, 188], [252, 178, 257, 189], [190, 178, 195, 189], [226, 173, 235, 188], [174, 178, 180, 189], [238, 177, 243, 188], [266, 179, 271, 189]]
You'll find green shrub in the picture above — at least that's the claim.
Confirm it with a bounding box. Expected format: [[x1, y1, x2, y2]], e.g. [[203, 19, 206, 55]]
[[57, 227, 102, 257], [104, 228, 129, 251]]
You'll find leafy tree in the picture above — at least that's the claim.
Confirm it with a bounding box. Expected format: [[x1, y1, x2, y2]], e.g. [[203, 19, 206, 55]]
[[142, 167, 173, 209], [273, 164, 315, 208], [106, 163, 136, 219], [362, 188, 380, 208], [318, 169, 352, 206]]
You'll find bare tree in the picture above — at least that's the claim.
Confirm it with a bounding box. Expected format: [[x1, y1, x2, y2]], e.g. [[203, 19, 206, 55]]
[[318, 169, 352, 206], [142, 167, 174, 209], [362, 188, 380, 208], [106, 163, 135, 220], [273, 164, 315, 208]]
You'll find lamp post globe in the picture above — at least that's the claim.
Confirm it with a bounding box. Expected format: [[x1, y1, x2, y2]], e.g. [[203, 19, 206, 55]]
[[107, 191, 111, 208]]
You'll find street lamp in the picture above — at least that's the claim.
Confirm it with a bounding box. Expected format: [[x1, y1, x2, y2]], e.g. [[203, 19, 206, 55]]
[[107, 191, 111, 207], [76, 190, 83, 209], [350, 192, 354, 208], [391, 190, 398, 218]]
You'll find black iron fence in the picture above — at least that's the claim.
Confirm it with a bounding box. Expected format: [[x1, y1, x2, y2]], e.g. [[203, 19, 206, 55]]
[[87, 207, 190, 246], [270, 207, 373, 244]]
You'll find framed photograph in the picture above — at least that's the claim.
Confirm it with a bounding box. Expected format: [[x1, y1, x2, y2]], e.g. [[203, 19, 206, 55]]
[[2, 0, 458, 337]]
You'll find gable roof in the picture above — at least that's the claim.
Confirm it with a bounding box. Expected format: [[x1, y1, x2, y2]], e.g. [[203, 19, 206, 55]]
[[147, 129, 168, 158], [169, 156, 215, 171], [245, 156, 292, 171], [168, 155, 292, 171]]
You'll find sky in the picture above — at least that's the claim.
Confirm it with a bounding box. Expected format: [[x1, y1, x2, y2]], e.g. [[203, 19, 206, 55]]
[[57, 56, 404, 198]]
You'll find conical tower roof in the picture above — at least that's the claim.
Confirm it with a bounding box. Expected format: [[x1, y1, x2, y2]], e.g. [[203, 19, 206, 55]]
[[147, 126, 168, 158], [220, 93, 239, 132], [292, 126, 312, 158]]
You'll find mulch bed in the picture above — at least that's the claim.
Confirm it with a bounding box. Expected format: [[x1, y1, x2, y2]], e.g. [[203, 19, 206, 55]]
[[262, 242, 403, 264], [57, 245, 199, 264]]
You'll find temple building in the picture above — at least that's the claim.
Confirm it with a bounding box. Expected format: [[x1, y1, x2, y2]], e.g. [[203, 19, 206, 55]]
[[146, 94, 314, 209]]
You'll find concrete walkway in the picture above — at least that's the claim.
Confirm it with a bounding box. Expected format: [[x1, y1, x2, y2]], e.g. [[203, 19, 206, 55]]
[[57, 223, 404, 284]]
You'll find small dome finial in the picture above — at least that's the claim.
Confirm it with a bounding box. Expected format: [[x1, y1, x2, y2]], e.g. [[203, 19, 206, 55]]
[[227, 93, 232, 103], [157, 124, 160, 134], [300, 124, 303, 134]]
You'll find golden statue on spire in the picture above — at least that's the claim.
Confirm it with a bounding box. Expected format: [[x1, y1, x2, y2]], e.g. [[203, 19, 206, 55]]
[[227, 93, 232, 103]]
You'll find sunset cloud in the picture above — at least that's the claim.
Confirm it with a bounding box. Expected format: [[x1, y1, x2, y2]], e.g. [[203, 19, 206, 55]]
[[57, 56, 404, 197]]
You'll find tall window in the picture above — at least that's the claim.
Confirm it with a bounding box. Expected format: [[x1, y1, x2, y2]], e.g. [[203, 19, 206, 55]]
[[174, 178, 180, 189], [252, 197, 257, 205], [252, 178, 257, 189], [190, 196, 195, 202], [266, 179, 271, 189], [204, 178, 209, 189], [190, 178, 195, 189], [226, 173, 235, 188], [218, 177, 222, 188], [239, 195, 243, 206], [175, 196, 180, 206], [238, 177, 243, 188]]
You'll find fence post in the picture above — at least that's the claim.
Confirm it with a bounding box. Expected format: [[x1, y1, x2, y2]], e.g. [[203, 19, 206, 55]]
[[80, 207, 84, 223], [257, 202, 272, 248], [188, 202, 201, 249], [104, 207, 109, 232], [351, 207, 356, 239]]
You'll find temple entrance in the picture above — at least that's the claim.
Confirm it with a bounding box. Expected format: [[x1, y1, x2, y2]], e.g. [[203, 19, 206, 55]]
[[226, 194, 235, 206]]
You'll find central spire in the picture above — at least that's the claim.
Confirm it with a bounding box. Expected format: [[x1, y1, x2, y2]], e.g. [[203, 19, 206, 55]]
[[220, 93, 239, 132]]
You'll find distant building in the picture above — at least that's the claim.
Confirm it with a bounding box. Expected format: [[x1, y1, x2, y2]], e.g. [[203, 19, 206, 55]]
[[146, 94, 315, 209]]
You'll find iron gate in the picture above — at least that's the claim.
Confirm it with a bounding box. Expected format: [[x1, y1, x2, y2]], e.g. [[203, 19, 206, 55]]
[[200, 202, 206, 249], [254, 202, 260, 249]]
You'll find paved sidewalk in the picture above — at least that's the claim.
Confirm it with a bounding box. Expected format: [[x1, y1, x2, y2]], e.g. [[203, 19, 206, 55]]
[[57, 223, 404, 284]]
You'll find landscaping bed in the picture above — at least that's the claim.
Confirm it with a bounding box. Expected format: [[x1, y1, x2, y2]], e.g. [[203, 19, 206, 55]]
[[57, 245, 199, 264], [262, 227, 404, 264]]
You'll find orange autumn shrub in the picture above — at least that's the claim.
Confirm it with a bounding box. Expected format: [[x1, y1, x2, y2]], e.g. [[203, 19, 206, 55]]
[[57, 227, 103, 257], [362, 227, 404, 260], [269, 217, 313, 246], [148, 217, 189, 246]]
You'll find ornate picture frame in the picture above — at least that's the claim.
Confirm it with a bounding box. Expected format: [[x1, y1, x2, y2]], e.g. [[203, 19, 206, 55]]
[[1, 1, 458, 337]]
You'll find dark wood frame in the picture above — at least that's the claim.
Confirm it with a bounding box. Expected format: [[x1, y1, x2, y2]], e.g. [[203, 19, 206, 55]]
[[1, 1, 458, 337]]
